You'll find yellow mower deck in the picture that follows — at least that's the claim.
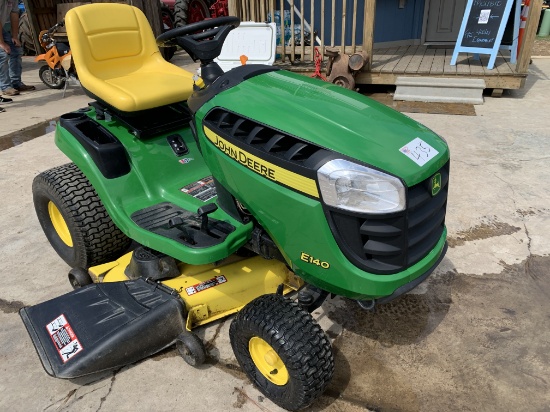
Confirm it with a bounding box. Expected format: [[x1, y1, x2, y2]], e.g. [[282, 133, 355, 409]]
[[89, 253, 303, 331]]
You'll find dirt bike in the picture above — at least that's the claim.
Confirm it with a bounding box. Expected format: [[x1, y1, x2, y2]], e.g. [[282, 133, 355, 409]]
[[35, 21, 77, 92]]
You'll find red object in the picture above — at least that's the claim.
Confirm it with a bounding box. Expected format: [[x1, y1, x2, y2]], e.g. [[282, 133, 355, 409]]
[[209, 0, 228, 18], [189, 0, 211, 23], [311, 47, 327, 81], [162, 0, 176, 10]]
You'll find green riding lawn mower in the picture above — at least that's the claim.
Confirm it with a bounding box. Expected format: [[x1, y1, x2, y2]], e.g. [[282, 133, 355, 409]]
[[20, 4, 449, 411]]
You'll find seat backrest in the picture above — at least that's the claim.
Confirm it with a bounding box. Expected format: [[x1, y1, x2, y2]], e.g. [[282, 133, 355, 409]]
[[66, 4, 160, 81]]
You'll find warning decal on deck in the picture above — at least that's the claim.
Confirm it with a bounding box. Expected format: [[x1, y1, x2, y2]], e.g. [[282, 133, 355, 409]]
[[181, 176, 217, 202], [46, 314, 83, 363], [185, 275, 227, 296]]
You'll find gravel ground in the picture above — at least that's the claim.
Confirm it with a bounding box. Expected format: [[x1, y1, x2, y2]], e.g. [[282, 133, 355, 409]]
[[532, 37, 550, 56]]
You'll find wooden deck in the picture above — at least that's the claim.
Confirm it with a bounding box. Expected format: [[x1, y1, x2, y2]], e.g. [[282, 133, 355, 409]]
[[358, 45, 525, 89], [276, 45, 526, 90]]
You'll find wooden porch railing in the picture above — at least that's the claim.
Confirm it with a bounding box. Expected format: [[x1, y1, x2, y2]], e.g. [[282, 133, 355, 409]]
[[228, 0, 375, 69]]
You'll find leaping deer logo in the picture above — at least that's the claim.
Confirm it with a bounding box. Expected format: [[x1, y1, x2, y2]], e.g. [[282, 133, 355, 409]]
[[431, 173, 442, 196]]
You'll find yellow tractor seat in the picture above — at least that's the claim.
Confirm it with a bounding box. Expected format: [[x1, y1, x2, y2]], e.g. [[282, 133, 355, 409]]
[[65, 3, 195, 112]]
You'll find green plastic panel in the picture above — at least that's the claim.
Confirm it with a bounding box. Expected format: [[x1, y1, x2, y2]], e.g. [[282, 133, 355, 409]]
[[55, 108, 252, 265]]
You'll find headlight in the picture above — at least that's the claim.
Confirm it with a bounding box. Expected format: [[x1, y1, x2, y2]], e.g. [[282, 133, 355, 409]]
[[317, 159, 405, 214]]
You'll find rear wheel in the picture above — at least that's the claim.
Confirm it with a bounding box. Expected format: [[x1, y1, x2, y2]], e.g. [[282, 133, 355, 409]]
[[33, 163, 132, 268], [18, 12, 36, 56], [160, 4, 177, 61], [229, 294, 334, 411], [174, 0, 210, 27], [39, 65, 65, 89]]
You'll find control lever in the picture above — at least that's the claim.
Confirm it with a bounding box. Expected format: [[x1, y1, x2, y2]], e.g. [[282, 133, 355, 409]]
[[197, 203, 218, 234], [168, 217, 184, 228], [168, 217, 194, 244]]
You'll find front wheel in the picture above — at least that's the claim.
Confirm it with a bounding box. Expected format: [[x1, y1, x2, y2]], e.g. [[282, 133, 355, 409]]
[[39, 65, 65, 89], [68, 267, 93, 289], [229, 294, 334, 411], [176, 331, 206, 366]]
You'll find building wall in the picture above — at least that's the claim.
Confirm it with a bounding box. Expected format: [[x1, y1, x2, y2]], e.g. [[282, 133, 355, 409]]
[[374, 0, 425, 43], [277, 0, 425, 46]]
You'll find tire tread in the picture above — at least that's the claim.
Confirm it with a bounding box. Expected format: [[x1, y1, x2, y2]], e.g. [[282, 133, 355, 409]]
[[33, 163, 131, 267], [230, 294, 334, 411]]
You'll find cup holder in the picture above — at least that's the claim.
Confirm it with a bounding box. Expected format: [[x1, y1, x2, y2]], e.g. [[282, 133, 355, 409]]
[[60, 112, 87, 122]]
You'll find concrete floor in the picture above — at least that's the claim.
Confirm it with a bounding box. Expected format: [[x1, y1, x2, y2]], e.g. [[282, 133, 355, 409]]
[[0, 56, 549, 412]]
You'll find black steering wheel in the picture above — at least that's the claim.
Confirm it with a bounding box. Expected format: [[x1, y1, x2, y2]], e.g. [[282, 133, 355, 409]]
[[157, 16, 240, 63]]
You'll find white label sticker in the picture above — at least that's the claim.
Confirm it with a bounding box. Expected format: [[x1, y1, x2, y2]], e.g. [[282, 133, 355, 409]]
[[400, 138, 439, 167], [185, 275, 227, 296], [478, 10, 491, 24], [46, 314, 84, 363]]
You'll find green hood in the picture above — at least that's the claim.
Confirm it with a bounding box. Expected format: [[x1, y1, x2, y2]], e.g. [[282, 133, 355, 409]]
[[207, 70, 449, 186]]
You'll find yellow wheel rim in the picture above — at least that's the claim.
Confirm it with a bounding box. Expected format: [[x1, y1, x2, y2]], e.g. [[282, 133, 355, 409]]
[[249, 337, 289, 386], [48, 201, 73, 247]]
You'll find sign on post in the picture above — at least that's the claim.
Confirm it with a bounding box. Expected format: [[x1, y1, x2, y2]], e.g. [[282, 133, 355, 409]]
[[451, 0, 520, 69]]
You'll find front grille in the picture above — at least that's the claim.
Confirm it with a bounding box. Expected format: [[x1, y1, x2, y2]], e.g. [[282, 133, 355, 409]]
[[327, 162, 449, 274], [203, 108, 331, 170]]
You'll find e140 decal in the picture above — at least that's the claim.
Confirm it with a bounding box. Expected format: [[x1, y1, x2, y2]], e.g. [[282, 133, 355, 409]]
[[300, 252, 330, 269]]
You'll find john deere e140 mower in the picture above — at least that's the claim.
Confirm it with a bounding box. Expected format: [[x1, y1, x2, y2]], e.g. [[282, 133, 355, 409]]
[[20, 4, 449, 410]]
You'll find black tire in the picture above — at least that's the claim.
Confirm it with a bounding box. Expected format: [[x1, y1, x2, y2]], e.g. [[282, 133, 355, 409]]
[[161, 4, 175, 28], [32, 163, 132, 268], [68, 267, 93, 289], [18, 13, 36, 56], [160, 5, 177, 61], [174, 0, 210, 27], [176, 331, 206, 366], [162, 44, 176, 61], [229, 294, 334, 411], [39, 65, 65, 89]]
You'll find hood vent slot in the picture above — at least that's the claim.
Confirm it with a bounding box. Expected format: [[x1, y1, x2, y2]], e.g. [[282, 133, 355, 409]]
[[204, 108, 330, 167]]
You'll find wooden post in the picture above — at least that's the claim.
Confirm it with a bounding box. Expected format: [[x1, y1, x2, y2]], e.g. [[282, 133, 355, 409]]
[[251, 0, 257, 21], [282, 0, 287, 62], [362, 0, 375, 71], [260, 0, 265, 21], [331, 0, 335, 46], [269, 0, 275, 22], [341, 0, 346, 53], [228, 0, 238, 16], [310, 0, 314, 61], [351, 0, 358, 53], [516, 0, 543, 75], [320, 0, 325, 55], [290, 0, 294, 62], [300, 0, 304, 59]]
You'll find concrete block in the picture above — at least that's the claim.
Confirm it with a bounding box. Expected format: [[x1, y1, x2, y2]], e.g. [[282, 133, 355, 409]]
[[394, 77, 486, 105]]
